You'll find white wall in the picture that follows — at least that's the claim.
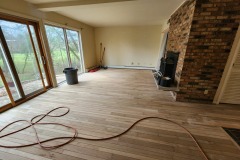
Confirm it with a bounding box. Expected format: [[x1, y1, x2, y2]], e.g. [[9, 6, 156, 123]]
[[156, 20, 169, 70], [95, 26, 163, 68]]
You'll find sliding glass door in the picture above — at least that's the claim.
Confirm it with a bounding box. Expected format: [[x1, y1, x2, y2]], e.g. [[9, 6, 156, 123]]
[[29, 25, 49, 87], [0, 20, 45, 95], [45, 25, 83, 84], [0, 41, 21, 108], [0, 15, 51, 111], [45, 25, 69, 84], [0, 40, 21, 101]]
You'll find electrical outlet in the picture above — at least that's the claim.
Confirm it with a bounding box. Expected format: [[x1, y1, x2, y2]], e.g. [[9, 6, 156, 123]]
[[131, 62, 134, 65], [204, 90, 208, 95]]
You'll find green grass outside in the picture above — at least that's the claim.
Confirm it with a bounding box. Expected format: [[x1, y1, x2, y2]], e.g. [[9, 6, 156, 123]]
[[0, 51, 81, 88], [0, 51, 77, 88]]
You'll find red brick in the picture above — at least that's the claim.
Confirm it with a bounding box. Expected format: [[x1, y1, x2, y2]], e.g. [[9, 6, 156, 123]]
[[167, 0, 240, 103]]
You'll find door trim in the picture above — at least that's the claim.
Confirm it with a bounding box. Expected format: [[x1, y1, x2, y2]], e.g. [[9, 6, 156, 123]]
[[213, 25, 240, 104], [33, 22, 53, 88]]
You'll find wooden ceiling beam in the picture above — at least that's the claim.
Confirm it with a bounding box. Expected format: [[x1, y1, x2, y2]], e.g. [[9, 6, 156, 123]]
[[35, 0, 137, 11]]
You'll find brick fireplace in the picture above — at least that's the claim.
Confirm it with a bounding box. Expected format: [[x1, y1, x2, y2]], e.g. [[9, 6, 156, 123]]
[[166, 0, 240, 103]]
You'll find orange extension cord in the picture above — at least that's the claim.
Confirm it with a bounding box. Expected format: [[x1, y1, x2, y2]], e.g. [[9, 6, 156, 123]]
[[0, 107, 209, 160]]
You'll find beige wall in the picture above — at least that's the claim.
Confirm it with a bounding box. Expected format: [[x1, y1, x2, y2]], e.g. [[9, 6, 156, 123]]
[[81, 27, 96, 69], [0, 0, 97, 70], [156, 20, 169, 70], [95, 26, 162, 68]]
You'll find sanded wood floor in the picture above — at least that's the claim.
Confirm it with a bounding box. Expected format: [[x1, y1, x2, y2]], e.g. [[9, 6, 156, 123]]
[[0, 69, 240, 160]]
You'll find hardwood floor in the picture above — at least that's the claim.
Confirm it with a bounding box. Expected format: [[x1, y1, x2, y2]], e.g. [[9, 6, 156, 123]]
[[0, 69, 240, 160]]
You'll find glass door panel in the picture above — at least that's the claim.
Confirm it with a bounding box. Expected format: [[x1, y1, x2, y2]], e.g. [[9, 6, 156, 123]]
[[29, 25, 48, 87], [66, 29, 82, 72], [45, 25, 69, 84], [0, 41, 21, 101], [0, 20, 44, 95]]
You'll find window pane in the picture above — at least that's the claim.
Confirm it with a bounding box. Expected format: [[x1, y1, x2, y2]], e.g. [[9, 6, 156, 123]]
[[29, 25, 48, 86], [0, 47, 11, 106], [0, 20, 44, 95], [45, 25, 69, 83], [66, 29, 82, 72], [0, 41, 21, 103]]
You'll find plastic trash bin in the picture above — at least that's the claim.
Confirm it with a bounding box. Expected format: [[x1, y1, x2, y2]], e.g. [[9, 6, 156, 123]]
[[63, 67, 78, 85], [160, 77, 171, 87]]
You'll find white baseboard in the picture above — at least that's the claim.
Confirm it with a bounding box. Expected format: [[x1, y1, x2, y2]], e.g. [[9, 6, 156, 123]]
[[107, 65, 155, 70]]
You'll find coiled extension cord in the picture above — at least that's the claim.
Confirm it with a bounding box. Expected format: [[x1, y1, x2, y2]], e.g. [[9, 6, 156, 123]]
[[0, 107, 209, 160]]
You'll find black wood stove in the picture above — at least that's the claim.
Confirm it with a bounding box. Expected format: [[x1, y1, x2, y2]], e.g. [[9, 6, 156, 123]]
[[157, 51, 179, 87]]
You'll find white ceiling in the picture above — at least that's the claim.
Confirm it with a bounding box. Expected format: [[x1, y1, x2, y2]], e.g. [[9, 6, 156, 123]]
[[25, 0, 185, 27]]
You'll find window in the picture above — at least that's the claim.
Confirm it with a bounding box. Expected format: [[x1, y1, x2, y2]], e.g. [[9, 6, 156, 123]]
[[66, 29, 82, 71], [45, 25, 83, 84]]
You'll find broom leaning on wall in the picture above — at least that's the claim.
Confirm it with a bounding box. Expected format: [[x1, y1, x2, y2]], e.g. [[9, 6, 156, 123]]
[[99, 43, 107, 70]]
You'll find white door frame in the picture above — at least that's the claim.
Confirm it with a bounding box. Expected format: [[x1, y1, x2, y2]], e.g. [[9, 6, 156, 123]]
[[213, 24, 240, 104]]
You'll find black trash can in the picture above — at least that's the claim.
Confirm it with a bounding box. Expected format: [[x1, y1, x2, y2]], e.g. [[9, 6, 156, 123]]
[[63, 67, 78, 85], [160, 77, 171, 87]]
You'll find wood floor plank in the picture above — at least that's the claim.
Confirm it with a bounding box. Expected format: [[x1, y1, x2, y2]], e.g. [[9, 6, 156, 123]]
[[0, 69, 240, 160]]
